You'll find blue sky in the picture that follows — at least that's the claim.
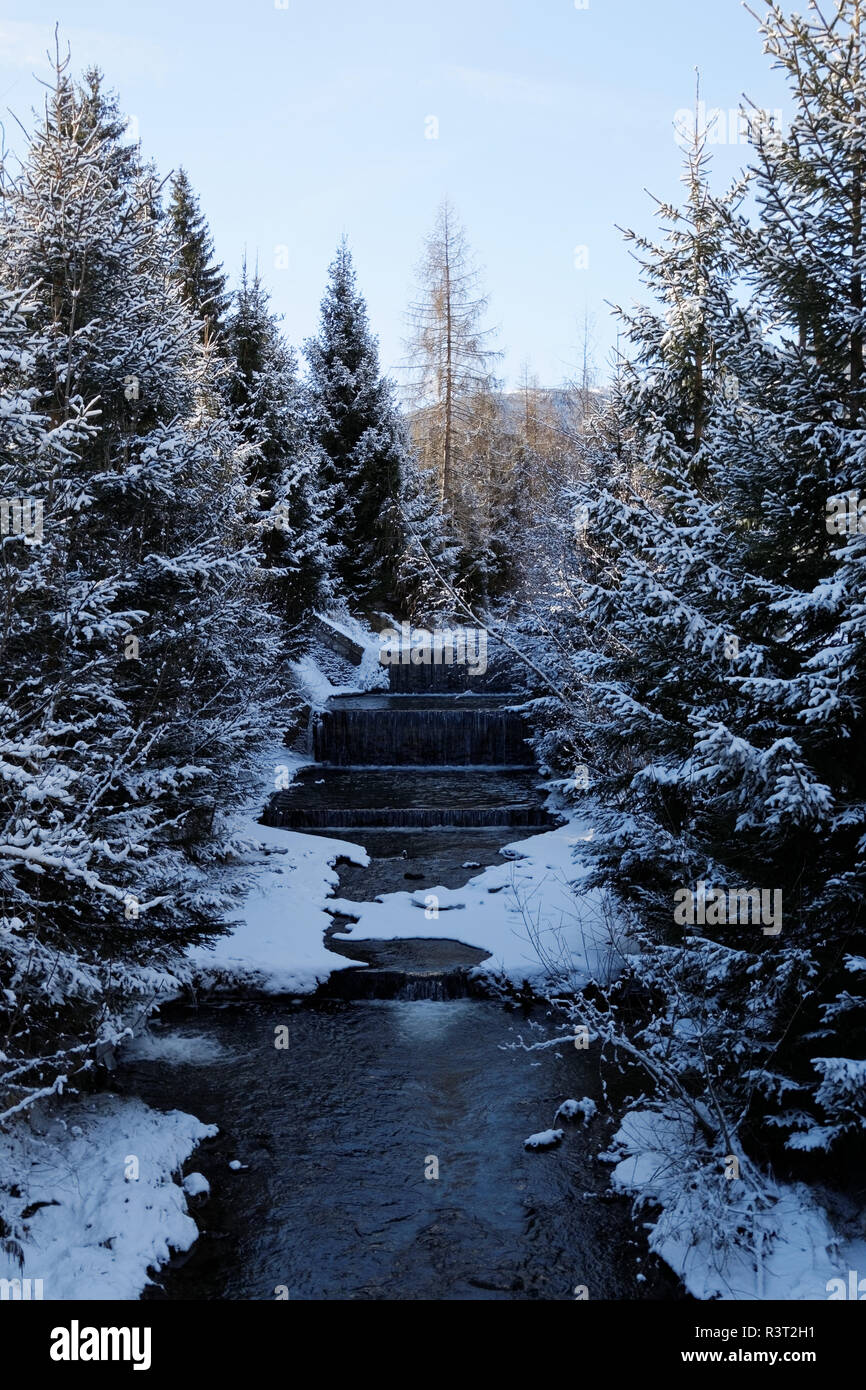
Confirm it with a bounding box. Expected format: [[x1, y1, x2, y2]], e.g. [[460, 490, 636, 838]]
[[0, 2, 789, 388]]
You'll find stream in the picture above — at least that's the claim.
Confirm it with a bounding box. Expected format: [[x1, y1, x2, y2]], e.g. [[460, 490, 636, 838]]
[[119, 650, 680, 1300]]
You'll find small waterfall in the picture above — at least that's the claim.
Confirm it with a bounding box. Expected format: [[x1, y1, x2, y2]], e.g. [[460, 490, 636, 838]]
[[264, 799, 552, 829], [319, 967, 476, 1000], [314, 704, 531, 766], [265, 630, 553, 833]]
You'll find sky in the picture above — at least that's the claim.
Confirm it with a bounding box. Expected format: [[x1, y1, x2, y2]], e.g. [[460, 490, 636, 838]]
[[0, 1, 790, 390]]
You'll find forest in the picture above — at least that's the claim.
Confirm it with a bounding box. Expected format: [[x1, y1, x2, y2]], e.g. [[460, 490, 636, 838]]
[[0, 0, 864, 1311]]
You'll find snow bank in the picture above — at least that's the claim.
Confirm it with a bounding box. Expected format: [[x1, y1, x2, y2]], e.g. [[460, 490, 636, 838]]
[[187, 735, 370, 995], [0, 1095, 215, 1300], [189, 819, 369, 994], [290, 652, 356, 707], [603, 1107, 866, 1300], [296, 611, 388, 706], [331, 817, 627, 987]]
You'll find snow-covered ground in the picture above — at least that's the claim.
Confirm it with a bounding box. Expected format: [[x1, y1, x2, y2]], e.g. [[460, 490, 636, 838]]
[[296, 610, 389, 703], [0, 1095, 216, 1300], [603, 1107, 866, 1301], [187, 818, 369, 994], [330, 817, 628, 988]]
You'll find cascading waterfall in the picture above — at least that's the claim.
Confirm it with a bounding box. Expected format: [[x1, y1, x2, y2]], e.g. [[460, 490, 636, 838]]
[[265, 799, 552, 829], [313, 701, 531, 766], [119, 627, 670, 1305], [264, 636, 554, 832]]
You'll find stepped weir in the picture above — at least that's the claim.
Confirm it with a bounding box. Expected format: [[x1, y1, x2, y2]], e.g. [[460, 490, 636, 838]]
[[265, 632, 553, 832]]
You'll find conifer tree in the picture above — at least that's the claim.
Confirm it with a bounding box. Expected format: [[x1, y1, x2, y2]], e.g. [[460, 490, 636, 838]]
[[722, 0, 866, 1153], [168, 167, 230, 345], [227, 261, 327, 626], [0, 58, 276, 1118], [560, 14, 866, 1182], [305, 239, 407, 609]]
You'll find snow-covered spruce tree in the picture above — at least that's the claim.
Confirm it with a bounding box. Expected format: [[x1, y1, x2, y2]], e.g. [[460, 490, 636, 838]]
[[227, 261, 327, 628], [716, 0, 866, 1160], [559, 18, 866, 1195], [305, 239, 408, 610], [0, 268, 100, 1120], [554, 116, 822, 1194], [168, 167, 230, 347], [76, 64, 143, 188], [0, 58, 278, 1120], [561, 109, 740, 833]]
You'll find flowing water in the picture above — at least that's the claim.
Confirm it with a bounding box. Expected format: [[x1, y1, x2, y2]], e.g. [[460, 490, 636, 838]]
[[313, 693, 533, 766], [125, 998, 676, 1300], [119, 650, 679, 1300]]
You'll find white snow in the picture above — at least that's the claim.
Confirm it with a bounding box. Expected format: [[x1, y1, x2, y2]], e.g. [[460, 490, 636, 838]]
[[188, 820, 369, 994], [290, 653, 354, 707], [555, 1097, 598, 1124], [524, 1128, 564, 1150], [182, 1172, 210, 1198], [603, 1107, 866, 1300], [184, 735, 370, 994], [331, 817, 627, 987], [0, 1095, 216, 1300], [297, 611, 388, 705]]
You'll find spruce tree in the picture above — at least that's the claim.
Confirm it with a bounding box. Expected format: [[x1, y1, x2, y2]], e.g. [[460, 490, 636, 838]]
[[168, 167, 230, 345], [305, 239, 407, 609], [0, 58, 277, 1118], [227, 261, 327, 626], [557, 115, 802, 1188], [560, 12, 866, 1189], [566, 121, 740, 875], [721, 0, 866, 1154]]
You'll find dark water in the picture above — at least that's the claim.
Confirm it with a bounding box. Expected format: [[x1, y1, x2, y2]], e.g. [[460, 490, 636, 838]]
[[120, 655, 679, 1301], [385, 660, 517, 694], [265, 767, 555, 829], [126, 998, 675, 1301], [330, 827, 521, 901]]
